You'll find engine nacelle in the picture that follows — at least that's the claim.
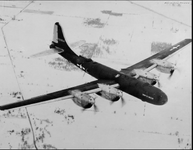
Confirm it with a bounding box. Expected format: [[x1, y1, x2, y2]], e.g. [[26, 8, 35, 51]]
[[138, 76, 157, 85], [69, 90, 95, 109], [96, 91, 120, 102], [97, 83, 123, 102], [156, 66, 174, 74], [150, 59, 175, 74], [131, 69, 159, 85]]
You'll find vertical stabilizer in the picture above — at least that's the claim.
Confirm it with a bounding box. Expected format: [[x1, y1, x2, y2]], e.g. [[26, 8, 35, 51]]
[[52, 22, 66, 44], [50, 22, 77, 57]]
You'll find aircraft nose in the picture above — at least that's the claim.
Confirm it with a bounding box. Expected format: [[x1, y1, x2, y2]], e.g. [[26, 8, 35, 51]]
[[157, 92, 168, 105]]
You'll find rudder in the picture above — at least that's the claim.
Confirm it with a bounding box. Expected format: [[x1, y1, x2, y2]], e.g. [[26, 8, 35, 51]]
[[52, 22, 66, 44]]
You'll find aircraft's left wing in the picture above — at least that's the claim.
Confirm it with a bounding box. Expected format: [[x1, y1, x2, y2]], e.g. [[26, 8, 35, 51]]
[[0, 80, 118, 110], [121, 39, 192, 74]]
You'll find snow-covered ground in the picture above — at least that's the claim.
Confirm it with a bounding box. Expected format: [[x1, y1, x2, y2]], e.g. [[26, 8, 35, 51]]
[[0, 1, 191, 149]]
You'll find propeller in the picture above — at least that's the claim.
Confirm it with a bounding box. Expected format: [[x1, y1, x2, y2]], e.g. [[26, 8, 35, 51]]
[[109, 94, 126, 107], [157, 80, 162, 88], [156, 73, 162, 88], [81, 104, 99, 114], [168, 69, 175, 79], [110, 101, 114, 105], [81, 99, 99, 114], [110, 96, 126, 107], [120, 96, 126, 107], [81, 108, 87, 113], [93, 104, 99, 113], [168, 60, 181, 79]]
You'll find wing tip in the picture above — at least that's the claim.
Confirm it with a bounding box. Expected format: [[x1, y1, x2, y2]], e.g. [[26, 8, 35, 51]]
[[0, 106, 5, 111], [185, 38, 192, 43]]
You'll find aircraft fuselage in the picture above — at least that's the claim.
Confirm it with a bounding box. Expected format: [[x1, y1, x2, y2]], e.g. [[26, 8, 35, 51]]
[[59, 53, 168, 105]]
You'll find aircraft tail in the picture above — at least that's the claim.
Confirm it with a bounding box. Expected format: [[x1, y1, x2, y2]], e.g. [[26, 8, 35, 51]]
[[30, 22, 77, 58], [50, 22, 78, 56]]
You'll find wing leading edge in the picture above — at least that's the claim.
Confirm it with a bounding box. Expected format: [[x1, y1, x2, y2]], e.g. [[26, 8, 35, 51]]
[[0, 80, 118, 110]]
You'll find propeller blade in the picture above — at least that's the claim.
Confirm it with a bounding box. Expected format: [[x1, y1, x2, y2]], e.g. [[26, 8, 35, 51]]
[[157, 80, 161, 88], [109, 96, 125, 106], [168, 69, 175, 79], [121, 96, 126, 107], [110, 101, 114, 105], [93, 104, 99, 113], [81, 108, 86, 113]]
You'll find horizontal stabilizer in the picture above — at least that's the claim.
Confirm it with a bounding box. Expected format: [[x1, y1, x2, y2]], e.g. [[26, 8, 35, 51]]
[[69, 40, 86, 49], [29, 48, 64, 58]]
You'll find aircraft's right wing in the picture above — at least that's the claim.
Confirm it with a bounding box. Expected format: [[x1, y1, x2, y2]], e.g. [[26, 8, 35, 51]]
[[121, 39, 192, 75], [0, 80, 118, 110]]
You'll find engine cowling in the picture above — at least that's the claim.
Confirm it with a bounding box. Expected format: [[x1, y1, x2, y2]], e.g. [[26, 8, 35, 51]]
[[150, 59, 175, 74], [97, 84, 123, 102], [131, 69, 159, 85], [96, 91, 120, 102], [138, 76, 157, 85], [69, 90, 95, 109]]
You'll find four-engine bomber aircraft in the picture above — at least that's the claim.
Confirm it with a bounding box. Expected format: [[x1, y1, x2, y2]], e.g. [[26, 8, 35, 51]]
[[0, 22, 191, 111]]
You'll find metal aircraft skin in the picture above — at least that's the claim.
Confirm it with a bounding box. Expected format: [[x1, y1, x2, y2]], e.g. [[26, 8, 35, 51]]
[[0, 22, 191, 111]]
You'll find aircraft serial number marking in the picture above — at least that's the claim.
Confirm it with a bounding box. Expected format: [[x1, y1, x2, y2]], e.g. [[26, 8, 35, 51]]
[[142, 93, 154, 100]]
